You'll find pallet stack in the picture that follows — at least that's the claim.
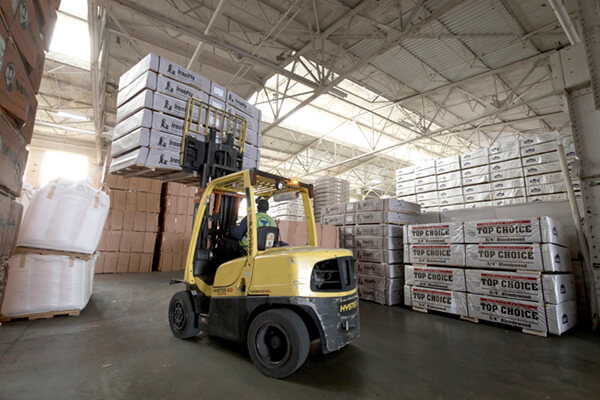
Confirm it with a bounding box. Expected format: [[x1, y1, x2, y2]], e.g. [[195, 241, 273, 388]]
[[269, 195, 306, 221], [108, 53, 261, 179], [313, 177, 349, 223], [157, 183, 196, 272], [404, 217, 577, 336], [0, 0, 59, 303], [396, 132, 579, 212], [96, 175, 162, 273], [325, 199, 420, 305]]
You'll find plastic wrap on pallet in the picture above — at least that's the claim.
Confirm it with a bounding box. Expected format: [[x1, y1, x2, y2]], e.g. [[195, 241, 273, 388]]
[[523, 161, 562, 176], [356, 248, 403, 264], [467, 294, 547, 333], [357, 262, 403, 278], [463, 217, 566, 245], [520, 141, 560, 156], [490, 159, 522, 172], [407, 222, 464, 244], [525, 172, 565, 186], [491, 178, 525, 190], [462, 174, 490, 186], [405, 265, 466, 291], [462, 165, 490, 178], [410, 287, 468, 316], [465, 244, 545, 271], [493, 187, 525, 200], [464, 192, 492, 203], [546, 300, 577, 335], [490, 168, 523, 181], [542, 274, 576, 304], [356, 211, 417, 225], [522, 152, 559, 166], [526, 183, 566, 196], [358, 275, 403, 292], [408, 244, 465, 267], [356, 198, 420, 215], [354, 236, 403, 250], [1, 253, 96, 316], [465, 269, 543, 301]]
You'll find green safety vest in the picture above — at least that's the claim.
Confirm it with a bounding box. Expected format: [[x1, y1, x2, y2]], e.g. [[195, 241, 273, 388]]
[[240, 212, 276, 251]]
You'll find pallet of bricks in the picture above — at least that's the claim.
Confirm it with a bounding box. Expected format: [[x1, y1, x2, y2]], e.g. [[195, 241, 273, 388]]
[[1, 179, 108, 320], [97, 174, 162, 273], [404, 217, 577, 336], [313, 177, 349, 223], [324, 199, 420, 305], [0, 0, 59, 311], [108, 53, 261, 178], [395, 131, 579, 213], [156, 182, 196, 272]]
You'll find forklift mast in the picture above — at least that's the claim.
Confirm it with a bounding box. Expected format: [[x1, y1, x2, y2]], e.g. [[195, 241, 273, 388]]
[[178, 98, 248, 253]]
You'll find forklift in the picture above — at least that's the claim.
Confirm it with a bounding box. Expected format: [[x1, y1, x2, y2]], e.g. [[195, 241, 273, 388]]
[[167, 99, 360, 378]]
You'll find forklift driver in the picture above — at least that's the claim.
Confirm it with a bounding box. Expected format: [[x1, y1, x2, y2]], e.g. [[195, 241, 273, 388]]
[[230, 198, 277, 254]]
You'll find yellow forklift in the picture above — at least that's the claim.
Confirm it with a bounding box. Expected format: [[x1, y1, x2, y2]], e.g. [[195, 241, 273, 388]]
[[167, 100, 359, 378]]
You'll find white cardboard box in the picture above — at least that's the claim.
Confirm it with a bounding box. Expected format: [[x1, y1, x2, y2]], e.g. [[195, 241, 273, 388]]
[[438, 188, 463, 198], [461, 148, 488, 161], [419, 198, 439, 207], [490, 159, 522, 172], [463, 217, 566, 245], [415, 174, 437, 186], [493, 197, 526, 206], [464, 192, 492, 203], [520, 132, 559, 146], [416, 183, 438, 194], [461, 156, 488, 169], [541, 243, 572, 272], [408, 244, 466, 267], [356, 211, 417, 225], [438, 179, 462, 190], [546, 300, 577, 335], [145, 148, 182, 170], [354, 236, 403, 250], [491, 168, 523, 181], [465, 243, 544, 271], [526, 183, 567, 196], [415, 167, 436, 178], [415, 160, 436, 170], [528, 193, 568, 203], [466, 269, 543, 301], [523, 161, 562, 176], [113, 108, 154, 140], [109, 147, 149, 173], [397, 180, 416, 190], [158, 57, 211, 92], [411, 287, 468, 316], [396, 166, 415, 176], [118, 53, 159, 90], [542, 274, 576, 304], [522, 152, 559, 166], [111, 127, 150, 157], [463, 183, 491, 194], [467, 294, 547, 332], [355, 224, 404, 237], [489, 149, 520, 163], [356, 198, 420, 215], [405, 265, 466, 291], [417, 191, 438, 202], [407, 222, 464, 244], [357, 262, 403, 278], [439, 195, 464, 206], [521, 141, 560, 156], [491, 178, 525, 190], [525, 172, 564, 186], [117, 70, 157, 108], [493, 187, 525, 200], [436, 155, 460, 167], [226, 90, 260, 120], [149, 130, 183, 153], [462, 174, 490, 186], [462, 165, 490, 178], [153, 91, 206, 120], [396, 187, 416, 196], [441, 204, 465, 212], [156, 74, 205, 102], [397, 173, 416, 183], [116, 89, 154, 123], [436, 161, 460, 174], [397, 195, 417, 203], [437, 171, 461, 182]]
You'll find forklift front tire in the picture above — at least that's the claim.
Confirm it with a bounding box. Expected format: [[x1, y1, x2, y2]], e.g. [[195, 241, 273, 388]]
[[168, 291, 199, 339], [247, 309, 310, 379]]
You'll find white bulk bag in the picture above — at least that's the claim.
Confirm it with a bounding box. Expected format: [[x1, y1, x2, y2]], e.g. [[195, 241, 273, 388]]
[[17, 179, 109, 254], [0, 253, 96, 316]]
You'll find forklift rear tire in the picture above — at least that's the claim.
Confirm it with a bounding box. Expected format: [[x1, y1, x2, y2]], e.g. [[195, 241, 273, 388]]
[[247, 309, 309, 379], [168, 291, 199, 339]]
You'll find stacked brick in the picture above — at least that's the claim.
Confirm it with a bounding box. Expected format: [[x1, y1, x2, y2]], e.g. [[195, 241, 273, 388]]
[[97, 175, 162, 273], [157, 183, 196, 272], [0, 0, 59, 303]]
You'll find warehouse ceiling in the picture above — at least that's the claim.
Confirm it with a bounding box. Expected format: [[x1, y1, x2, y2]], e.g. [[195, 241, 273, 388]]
[[34, 0, 578, 197]]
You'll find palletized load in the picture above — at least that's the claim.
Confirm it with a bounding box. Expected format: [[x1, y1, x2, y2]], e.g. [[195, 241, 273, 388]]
[[0, 253, 96, 316], [406, 222, 464, 244], [410, 287, 468, 316], [356, 248, 403, 264], [465, 270, 576, 303], [465, 243, 571, 272], [546, 300, 577, 335], [467, 294, 547, 333], [463, 216, 565, 245], [354, 236, 403, 250], [17, 179, 110, 254], [355, 224, 404, 237], [357, 275, 403, 292], [356, 198, 420, 214], [357, 262, 403, 278], [405, 265, 466, 291], [356, 210, 417, 225], [358, 285, 403, 306], [407, 244, 466, 267]]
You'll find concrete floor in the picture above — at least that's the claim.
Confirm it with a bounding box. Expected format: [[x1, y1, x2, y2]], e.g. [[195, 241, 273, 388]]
[[1, 273, 599, 399]]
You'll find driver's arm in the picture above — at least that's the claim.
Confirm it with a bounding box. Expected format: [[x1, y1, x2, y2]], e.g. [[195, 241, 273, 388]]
[[230, 216, 247, 240]]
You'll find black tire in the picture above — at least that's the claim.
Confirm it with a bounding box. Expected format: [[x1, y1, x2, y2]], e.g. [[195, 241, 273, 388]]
[[247, 309, 310, 379], [168, 291, 199, 339]]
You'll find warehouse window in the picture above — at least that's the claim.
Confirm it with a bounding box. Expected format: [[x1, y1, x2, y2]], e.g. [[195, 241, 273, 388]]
[[41, 151, 89, 187], [47, 0, 90, 69]]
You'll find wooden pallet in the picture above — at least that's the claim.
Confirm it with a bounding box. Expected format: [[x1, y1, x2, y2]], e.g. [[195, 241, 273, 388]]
[[0, 309, 80, 322], [14, 246, 92, 261]]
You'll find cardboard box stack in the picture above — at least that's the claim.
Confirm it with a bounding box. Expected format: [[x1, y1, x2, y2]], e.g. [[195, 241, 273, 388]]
[[404, 217, 577, 335], [313, 177, 349, 223], [97, 175, 162, 273], [0, 0, 59, 302], [396, 132, 579, 211], [108, 53, 261, 178], [156, 183, 196, 272], [326, 199, 420, 305], [269, 195, 305, 221]]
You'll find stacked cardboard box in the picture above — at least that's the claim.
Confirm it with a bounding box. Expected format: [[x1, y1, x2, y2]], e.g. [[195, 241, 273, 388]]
[[327, 199, 420, 305], [269, 195, 306, 221], [0, 0, 59, 302], [404, 217, 577, 335], [108, 53, 261, 178], [97, 175, 162, 273], [396, 132, 578, 211], [313, 177, 349, 223], [157, 183, 196, 272], [276, 220, 339, 248]]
